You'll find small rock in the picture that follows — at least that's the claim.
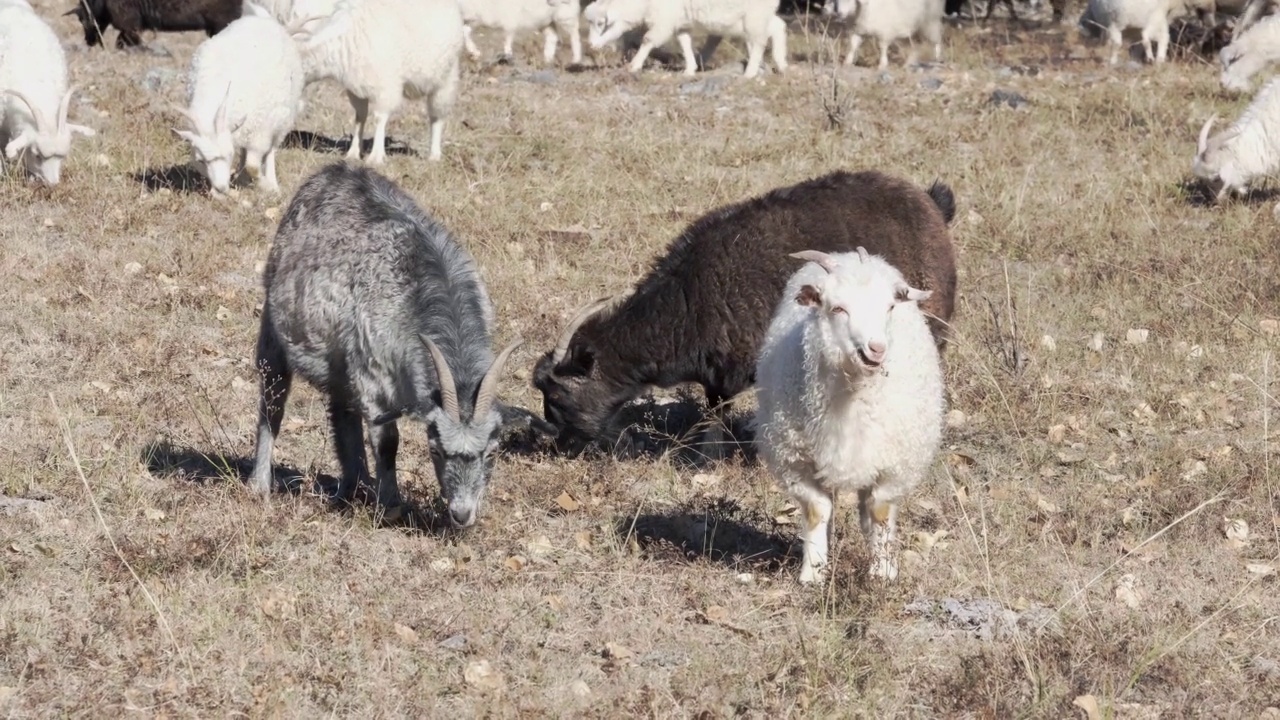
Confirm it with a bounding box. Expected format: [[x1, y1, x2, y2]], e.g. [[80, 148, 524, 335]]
[[1088, 332, 1105, 352], [876, 71, 893, 85], [919, 77, 943, 90], [1125, 328, 1150, 345], [946, 409, 967, 429], [568, 679, 591, 698], [438, 633, 468, 651], [1040, 335, 1057, 352], [679, 75, 731, 96], [525, 69, 558, 85], [139, 66, 178, 92], [95, 154, 110, 167], [735, 572, 754, 584], [1261, 318, 1279, 335], [989, 89, 1029, 110]]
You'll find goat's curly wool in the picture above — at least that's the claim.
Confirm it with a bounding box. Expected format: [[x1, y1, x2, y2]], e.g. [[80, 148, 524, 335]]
[[755, 250, 945, 584]]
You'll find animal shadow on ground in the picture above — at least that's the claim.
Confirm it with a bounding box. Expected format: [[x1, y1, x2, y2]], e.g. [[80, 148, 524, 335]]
[[141, 440, 455, 535], [617, 495, 797, 572], [282, 130, 417, 158], [1179, 177, 1280, 207], [132, 165, 210, 194]]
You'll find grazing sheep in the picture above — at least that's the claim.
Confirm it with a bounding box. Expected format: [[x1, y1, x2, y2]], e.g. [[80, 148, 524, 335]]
[[1193, 75, 1280, 202], [173, 8, 304, 194], [459, 0, 583, 65], [0, 1, 96, 186], [583, 0, 788, 79], [294, 0, 463, 163], [250, 162, 555, 525], [532, 170, 958, 459], [66, 0, 241, 49], [1220, 12, 1280, 91], [1079, 0, 1215, 64], [823, 0, 946, 70], [755, 248, 945, 584]]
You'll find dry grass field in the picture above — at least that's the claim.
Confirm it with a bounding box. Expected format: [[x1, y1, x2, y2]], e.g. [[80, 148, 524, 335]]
[[2, 1, 1279, 716]]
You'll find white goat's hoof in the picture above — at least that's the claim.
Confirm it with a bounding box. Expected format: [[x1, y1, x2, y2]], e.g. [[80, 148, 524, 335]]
[[798, 565, 826, 585]]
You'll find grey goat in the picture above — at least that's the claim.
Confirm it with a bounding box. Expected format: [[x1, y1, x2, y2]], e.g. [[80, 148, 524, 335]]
[[249, 161, 554, 527]]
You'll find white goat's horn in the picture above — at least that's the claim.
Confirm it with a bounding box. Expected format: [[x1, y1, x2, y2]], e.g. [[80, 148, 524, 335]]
[[422, 334, 461, 422], [856, 246, 870, 263], [1198, 114, 1217, 155], [790, 250, 839, 273], [4, 89, 50, 134], [474, 338, 523, 420], [57, 87, 76, 131], [551, 294, 618, 363], [214, 83, 231, 133]]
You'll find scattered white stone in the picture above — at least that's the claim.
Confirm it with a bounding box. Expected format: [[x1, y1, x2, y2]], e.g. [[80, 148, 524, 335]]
[[1125, 328, 1149, 345], [1039, 334, 1057, 352]]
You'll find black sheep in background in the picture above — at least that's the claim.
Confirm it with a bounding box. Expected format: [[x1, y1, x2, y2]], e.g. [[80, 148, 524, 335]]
[[65, 0, 241, 49]]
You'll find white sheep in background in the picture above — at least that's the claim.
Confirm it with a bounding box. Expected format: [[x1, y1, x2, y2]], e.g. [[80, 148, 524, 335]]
[[459, 0, 583, 65], [822, 0, 946, 70], [755, 248, 945, 584], [296, 0, 463, 163], [1079, 0, 1214, 65], [0, 0, 95, 186], [175, 6, 304, 194], [1193, 76, 1280, 202], [1220, 13, 1280, 92], [583, 0, 787, 79]]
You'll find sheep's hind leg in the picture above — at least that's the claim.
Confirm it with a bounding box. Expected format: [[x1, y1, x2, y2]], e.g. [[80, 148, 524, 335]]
[[1107, 24, 1123, 65], [260, 147, 279, 194], [843, 33, 863, 66], [345, 93, 369, 160], [249, 317, 292, 497], [743, 38, 766, 79], [542, 27, 559, 65], [769, 19, 789, 73], [858, 487, 900, 580], [793, 482, 834, 584], [366, 110, 391, 166], [242, 148, 263, 186], [877, 39, 891, 70], [425, 65, 459, 162]]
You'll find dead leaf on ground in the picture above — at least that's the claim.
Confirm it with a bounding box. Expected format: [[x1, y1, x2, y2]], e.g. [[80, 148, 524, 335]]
[[0, 686, 15, 704], [1073, 694, 1101, 720], [1114, 574, 1143, 610], [464, 660, 505, 691], [1224, 517, 1250, 549], [603, 642, 634, 672], [1246, 563, 1276, 577], [394, 624, 418, 644], [554, 491, 581, 513], [695, 605, 755, 637], [1036, 496, 1061, 514], [504, 555, 526, 572], [573, 531, 592, 550], [258, 591, 295, 620], [144, 507, 166, 521]]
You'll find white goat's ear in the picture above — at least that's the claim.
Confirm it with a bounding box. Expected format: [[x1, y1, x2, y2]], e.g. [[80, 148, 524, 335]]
[[67, 123, 95, 137], [796, 284, 822, 307], [4, 130, 33, 159], [172, 128, 200, 145], [895, 283, 931, 303]]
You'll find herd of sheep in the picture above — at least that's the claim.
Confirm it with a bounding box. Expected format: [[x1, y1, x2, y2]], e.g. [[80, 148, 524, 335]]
[[0, 0, 1278, 583]]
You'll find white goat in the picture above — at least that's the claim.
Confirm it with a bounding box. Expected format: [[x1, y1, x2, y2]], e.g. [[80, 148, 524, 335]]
[[755, 248, 944, 584], [459, 0, 583, 65], [1079, 0, 1214, 65], [296, 0, 463, 163], [1232, 0, 1280, 39], [1220, 13, 1280, 92], [175, 8, 304, 194], [822, 0, 945, 70], [1193, 75, 1280, 202], [0, 1, 95, 186], [583, 0, 788, 79]]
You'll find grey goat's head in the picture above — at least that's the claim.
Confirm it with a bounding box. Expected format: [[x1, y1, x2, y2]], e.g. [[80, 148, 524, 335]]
[[383, 336, 550, 529]]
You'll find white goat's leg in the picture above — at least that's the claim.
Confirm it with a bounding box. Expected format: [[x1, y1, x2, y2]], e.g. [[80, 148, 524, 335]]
[[906, 40, 920, 67], [1154, 22, 1169, 63], [502, 31, 516, 59], [243, 148, 263, 183], [844, 33, 863, 66], [543, 26, 559, 65], [1139, 25, 1154, 63], [462, 24, 481, 59], [1107, 24, 1122, 65], [858, 487, 900, 581], [677, 32, 698, 75], [793, 482, 834, 584], [877, 40, 891, 70], [346, 93, 369, 159], [567, 20, 583, 63], [769, 18, 789, 72], [261, 147, 279, 194], [367, 110, 390, 165], [629, 30, 662, 73], [743, 39, 766, 78]]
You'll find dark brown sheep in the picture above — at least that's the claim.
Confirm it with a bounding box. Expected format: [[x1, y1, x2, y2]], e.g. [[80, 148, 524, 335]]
[[67, 0, 241, 49], [532, 169, 959, 457]]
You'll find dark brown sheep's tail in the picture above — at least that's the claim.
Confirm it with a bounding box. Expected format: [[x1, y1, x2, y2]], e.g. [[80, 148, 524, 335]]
[[927, 180, 956, 225]]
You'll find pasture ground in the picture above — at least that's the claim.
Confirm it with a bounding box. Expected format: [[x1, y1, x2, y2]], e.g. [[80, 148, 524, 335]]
[[2, 3, 1279, 717]]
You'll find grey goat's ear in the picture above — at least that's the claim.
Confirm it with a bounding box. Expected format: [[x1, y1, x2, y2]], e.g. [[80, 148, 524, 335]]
[[499, 404, 558, 437]]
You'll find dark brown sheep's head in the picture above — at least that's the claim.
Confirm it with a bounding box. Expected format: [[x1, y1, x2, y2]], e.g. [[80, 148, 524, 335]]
[[65, 0, 106, 47]]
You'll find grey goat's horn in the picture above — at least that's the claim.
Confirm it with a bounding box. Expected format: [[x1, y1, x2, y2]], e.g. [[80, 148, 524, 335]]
[[474, 337, 523, 420], [422, 334, 461, 422]]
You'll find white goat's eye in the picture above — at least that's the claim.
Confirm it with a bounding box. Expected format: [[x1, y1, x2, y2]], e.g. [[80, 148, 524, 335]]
[[831, 306, 847, 316]]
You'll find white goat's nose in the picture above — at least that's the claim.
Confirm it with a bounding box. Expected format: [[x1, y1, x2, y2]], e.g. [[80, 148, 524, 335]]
[[866, 340, 887, 358]]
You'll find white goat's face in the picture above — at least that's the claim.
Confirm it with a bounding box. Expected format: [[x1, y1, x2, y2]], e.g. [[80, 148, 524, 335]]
[[585, 1, 634, 49], [794, 250, 931, 376], [3, 89, 95, 186], [175, 129, 235, 194]]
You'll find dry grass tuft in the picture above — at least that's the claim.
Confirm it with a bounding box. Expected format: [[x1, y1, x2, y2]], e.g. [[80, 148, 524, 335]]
[[0, 2, 1277, 716]]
